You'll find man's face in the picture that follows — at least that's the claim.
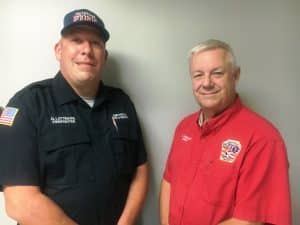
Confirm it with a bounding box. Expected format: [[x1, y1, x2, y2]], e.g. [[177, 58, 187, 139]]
[[55, 26, 107, 90], [189, 48, 239, 117]]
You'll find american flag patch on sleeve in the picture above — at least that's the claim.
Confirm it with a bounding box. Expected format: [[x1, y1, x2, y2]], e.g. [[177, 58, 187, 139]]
[[0, 107, 19, 126]]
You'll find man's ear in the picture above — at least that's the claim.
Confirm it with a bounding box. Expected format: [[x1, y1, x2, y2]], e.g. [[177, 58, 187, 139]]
[[233, 67, 241, 82], [105, 49, 108, 61], [54, 41, 62, 61]]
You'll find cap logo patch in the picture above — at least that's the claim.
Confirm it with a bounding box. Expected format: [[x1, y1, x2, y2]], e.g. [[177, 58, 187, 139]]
[[0, 107, 19, 126], [220, 139, 241, 163], [73, 11, 97, 23]]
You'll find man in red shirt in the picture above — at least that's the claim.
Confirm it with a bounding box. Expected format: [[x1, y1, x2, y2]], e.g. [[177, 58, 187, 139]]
[[160, 39, 291, 225]]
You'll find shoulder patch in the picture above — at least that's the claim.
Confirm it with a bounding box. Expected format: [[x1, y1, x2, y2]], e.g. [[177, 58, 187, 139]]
[[220, 139, 242, 163], [0, 107, 19, 126]]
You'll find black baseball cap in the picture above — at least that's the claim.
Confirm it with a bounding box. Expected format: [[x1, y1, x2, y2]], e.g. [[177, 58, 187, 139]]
[[61, 9, 110, 42]]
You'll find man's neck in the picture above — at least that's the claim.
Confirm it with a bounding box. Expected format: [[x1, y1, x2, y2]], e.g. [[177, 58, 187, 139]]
[[200, 96, 237, 125], [72, 80, 100, 98]]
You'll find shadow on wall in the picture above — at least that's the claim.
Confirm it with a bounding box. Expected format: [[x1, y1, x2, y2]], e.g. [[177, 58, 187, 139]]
[[103, 54, 123, 88], [102, 52, 147, 98], [102, 54, 160, 225], [239, 91, 265, 114]]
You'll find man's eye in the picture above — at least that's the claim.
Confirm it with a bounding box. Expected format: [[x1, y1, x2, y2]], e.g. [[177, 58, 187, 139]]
[[91, 41, 104, 48], [212, 71, 224, 76], [71, 38, 82, 43], [193, 73, 203, 78], [91, 41, 101, 46]]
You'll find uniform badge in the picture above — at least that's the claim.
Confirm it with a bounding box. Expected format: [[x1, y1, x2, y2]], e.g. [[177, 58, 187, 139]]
[[0, 107, 19, 126], [220, 139, 242, 163], [50, 116, 76, 124], [112, 113, 128, 120], [111, 113, 129, 131]]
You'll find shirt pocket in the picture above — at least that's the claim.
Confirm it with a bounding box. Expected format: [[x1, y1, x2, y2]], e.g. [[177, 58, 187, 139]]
[[39, 128, 94, 185], [199, 159, 238, 206], [111, 120, 138, 177]]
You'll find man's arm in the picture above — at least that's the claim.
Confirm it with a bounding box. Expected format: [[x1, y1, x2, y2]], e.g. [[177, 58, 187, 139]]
[[3, 185, 79, 225], [159, 178, 170, 225], [218, 218, 263, 225], [117, 163, 149, 225]]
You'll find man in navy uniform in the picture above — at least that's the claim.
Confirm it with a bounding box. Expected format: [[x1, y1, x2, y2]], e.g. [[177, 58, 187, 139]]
[[0, 9, 148, 225]]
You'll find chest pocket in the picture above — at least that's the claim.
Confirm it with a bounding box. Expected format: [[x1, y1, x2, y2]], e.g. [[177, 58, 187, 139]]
[[199, 159, 238, 207], [39, 127, 94, 185], [111, 119, 138, 177]]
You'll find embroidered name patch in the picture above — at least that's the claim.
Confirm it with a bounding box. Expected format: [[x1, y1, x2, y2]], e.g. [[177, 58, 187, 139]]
[[0, 107, 19, 126], [51, 116, 76, 124], [111, 113, 128, 131], [220, 139, 242, 163], [112, 113, 128, 120], [181, 134, 192, 142]]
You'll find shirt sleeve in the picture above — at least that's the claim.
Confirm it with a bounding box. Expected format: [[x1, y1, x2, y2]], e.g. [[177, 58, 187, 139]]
[[233, 137, 292, 225], [163, 124, 181, 183], [135, 118, 147, 166], [163, 142, 174, 183], [127, 98, 147, 167], [0, 95, 41, 190]]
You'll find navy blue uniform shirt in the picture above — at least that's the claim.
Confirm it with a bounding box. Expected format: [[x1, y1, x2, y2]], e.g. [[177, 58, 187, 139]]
[[0, 72, 147, 225]]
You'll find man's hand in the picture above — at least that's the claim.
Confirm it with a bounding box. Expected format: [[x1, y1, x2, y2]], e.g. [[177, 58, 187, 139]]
[[117, 163, 149, 225]]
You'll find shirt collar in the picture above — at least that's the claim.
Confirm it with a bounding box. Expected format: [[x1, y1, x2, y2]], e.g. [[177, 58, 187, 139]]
[[52, 72, 111, 107], [198, 95, 243, 135], [52, 72, 79, 105], [94, 82, 111, 107]]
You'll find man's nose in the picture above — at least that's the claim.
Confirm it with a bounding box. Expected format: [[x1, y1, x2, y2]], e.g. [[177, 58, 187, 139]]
[[81, 41, 92, 54], [202, 74, 213, 87]]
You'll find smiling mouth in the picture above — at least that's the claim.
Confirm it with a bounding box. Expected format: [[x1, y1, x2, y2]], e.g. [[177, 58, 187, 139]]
[[201, 91, 218, 95], [77, 62, 95, 67]]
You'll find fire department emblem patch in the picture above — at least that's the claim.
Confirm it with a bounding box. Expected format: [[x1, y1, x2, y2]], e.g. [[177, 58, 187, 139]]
[[220, 139, 242, 163]]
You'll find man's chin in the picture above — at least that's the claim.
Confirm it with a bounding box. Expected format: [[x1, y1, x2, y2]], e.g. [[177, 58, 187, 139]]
[[76, 70, 99, 79], [198, 99, 220, 110]]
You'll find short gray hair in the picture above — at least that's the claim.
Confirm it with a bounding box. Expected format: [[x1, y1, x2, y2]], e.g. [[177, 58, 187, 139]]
[[189, 39, 237, 68]]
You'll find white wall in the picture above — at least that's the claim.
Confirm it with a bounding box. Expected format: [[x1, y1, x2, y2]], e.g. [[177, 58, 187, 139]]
[[0, 0, 299, 224]]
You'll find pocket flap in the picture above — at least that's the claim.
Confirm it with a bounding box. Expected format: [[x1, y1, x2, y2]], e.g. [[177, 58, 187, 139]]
[[39, 127, 90, 152], [112, 120, 137, 141]]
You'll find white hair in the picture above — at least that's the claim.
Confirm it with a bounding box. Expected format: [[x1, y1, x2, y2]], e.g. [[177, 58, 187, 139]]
[[189, 39, 238, 69]]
